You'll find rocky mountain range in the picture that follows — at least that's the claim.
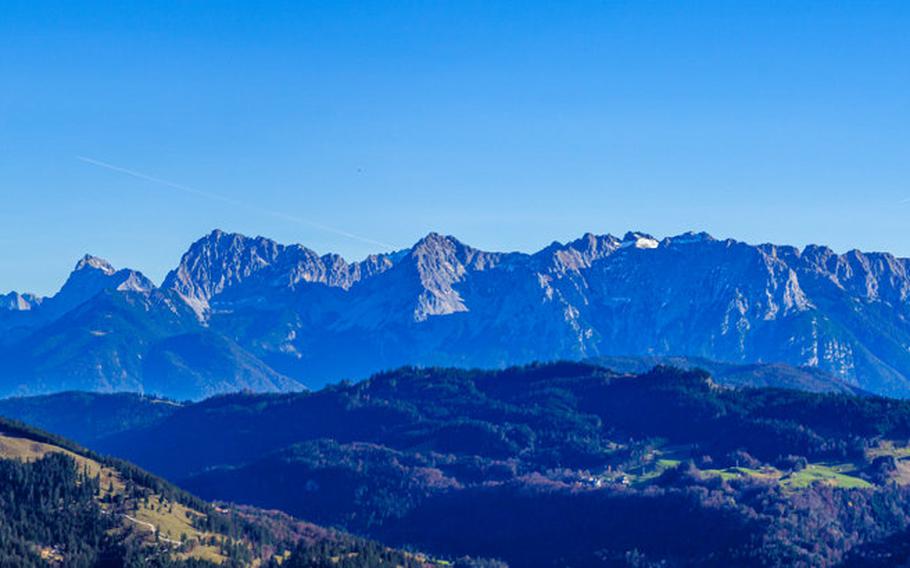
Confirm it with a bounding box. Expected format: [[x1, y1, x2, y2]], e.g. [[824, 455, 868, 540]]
[[2, 228, 909, 398]]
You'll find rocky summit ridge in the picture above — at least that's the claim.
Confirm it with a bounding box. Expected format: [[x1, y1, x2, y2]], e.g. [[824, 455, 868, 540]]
[[1, 229, 909, 398]]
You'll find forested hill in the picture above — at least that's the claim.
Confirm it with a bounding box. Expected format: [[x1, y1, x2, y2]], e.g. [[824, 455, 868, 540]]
[[94, 362, 910, 480], [10, 363, 910, 565], [586, 355, 867, 394], [0, 360, 866, 452], [12, 362, 909, 567], [0, 416, 447, 567]]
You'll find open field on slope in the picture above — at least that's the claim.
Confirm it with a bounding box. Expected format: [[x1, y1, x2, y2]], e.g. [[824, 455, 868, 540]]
[[591, 442, 877, 490], [0, 432, 110, 480], [701, 463, 873, 490], [0, 432, 231, 564], [128, 494, 225, 563]]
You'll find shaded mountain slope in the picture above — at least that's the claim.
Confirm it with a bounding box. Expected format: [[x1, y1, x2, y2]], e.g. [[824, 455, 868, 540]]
[[0, 391, 182, 445], [0, 254, 303, 399], [142, 332, 303, 400]]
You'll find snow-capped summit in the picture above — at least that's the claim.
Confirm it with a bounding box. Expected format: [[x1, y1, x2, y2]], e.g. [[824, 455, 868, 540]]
[[621, 232, 660, 249]]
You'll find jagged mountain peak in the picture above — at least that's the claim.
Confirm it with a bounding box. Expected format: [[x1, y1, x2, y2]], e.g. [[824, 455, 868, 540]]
[[74, 254, 116, 275], [164, 230, 406, 311], [399, 233, 481, 321], [188, 230, 283, 263], [10, 228, 907, 398], [667, 231, 715, 245], [181, 229, 283, 260], [68, 255, 153, 291], [163, 229, 286, 314], [406, 232, 506, 278], [570, 232, 621, 252], [62, 255, 153, 290], [538, 233, 621, 273], [410, 231, 464, 253], [30, 255, 156, 322], [409, 233, 465, 267]]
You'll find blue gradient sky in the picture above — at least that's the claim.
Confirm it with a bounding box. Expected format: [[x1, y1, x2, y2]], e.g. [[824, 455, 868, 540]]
[[2, 1, 909, 295]]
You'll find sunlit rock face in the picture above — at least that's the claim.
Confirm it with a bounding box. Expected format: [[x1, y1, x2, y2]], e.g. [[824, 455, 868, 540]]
[[154, 230, 910, 396]]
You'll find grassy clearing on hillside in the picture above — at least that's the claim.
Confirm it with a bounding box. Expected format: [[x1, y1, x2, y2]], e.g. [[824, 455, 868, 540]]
[[701, 466, 779, 482], [602, 443, 874, 490], [699, 462, 872, 490], [0, 433, 105, 476], [779, 464, 872, 490], [133, 495, 226, 563], [0, 433, 231, 564]]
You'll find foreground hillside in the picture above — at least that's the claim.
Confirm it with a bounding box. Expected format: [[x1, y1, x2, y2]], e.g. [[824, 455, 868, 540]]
[[3, 229, 910, 398], [7, 363, 910, 566], [0, 417, 446, 567]]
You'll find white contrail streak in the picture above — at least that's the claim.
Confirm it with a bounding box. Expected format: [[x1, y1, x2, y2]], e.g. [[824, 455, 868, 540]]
[[76, 156, 397, 250]]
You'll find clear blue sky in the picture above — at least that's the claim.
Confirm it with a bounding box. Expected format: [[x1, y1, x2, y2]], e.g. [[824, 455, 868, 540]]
[[1, 1, 908, 295]]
